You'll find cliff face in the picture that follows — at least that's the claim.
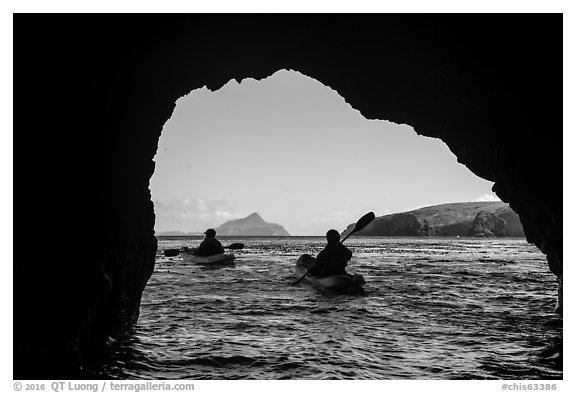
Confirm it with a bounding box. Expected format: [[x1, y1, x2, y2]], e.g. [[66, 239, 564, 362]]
[[344, 202, 524, 238], [216, 213, 290, 236], [468, 212, 509, 237], [15, 15, 562, 377]]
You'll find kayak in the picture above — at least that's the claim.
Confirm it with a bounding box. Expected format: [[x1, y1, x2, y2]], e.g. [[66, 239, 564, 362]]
[[181, 251, 235, 265], [295, 254, 365, 293]]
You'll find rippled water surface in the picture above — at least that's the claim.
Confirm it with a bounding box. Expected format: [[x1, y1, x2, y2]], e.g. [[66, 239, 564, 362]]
[[99, 237, 562, 379]]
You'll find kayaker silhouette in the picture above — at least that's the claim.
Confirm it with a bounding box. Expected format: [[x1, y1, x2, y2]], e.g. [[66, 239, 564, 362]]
[[308, 229, 352, 277], [193, 229, 225, 257]]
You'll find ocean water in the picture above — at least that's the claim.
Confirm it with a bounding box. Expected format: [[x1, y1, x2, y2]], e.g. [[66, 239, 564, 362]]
[[95, 237, 562, 379]]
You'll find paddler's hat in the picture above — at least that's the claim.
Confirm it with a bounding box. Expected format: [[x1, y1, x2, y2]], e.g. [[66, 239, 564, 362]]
[[204, 229, 216, 237]]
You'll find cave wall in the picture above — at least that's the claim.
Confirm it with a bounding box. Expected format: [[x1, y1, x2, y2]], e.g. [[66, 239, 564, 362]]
[[14, 14, 562, 377]]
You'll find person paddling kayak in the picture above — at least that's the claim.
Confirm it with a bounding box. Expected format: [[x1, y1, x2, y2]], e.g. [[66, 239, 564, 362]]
[[308, 229, 352, 277], [193, 229, 225, 257]]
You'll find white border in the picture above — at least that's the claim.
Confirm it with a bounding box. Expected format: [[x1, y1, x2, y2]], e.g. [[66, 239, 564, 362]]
[[3, 3, 572, 391]]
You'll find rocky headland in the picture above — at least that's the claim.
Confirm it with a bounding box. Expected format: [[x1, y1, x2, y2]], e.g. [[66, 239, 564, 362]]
[[343, 202, 524, 237]]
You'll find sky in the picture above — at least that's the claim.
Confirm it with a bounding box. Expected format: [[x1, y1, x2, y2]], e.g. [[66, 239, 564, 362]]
[[150, 70, 500, 236]]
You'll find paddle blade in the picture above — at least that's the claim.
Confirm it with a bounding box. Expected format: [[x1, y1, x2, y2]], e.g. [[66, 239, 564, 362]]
[[340, 212, 376, 243], [164, 249, 181, 257], [227, 243, 245, 250], [354, 212, 376, 233]]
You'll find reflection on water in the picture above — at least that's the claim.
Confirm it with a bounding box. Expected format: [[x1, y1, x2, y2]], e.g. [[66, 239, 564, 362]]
[[84, 238, 562, 379]]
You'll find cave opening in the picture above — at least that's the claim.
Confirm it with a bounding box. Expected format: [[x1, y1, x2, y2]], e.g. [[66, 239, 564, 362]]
[[139, 71, 560, 380], [150, 69, 502, 237]]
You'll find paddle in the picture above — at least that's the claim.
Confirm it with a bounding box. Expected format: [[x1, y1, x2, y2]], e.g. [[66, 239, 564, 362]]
[[290, 212, 376, 285], [163, 242, 244, 257]]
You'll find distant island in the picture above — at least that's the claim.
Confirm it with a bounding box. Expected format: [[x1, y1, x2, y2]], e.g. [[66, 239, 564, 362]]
[[342, 202, 525, 238], [156, 213, 290, 237], [216, 213, 290, 236]]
